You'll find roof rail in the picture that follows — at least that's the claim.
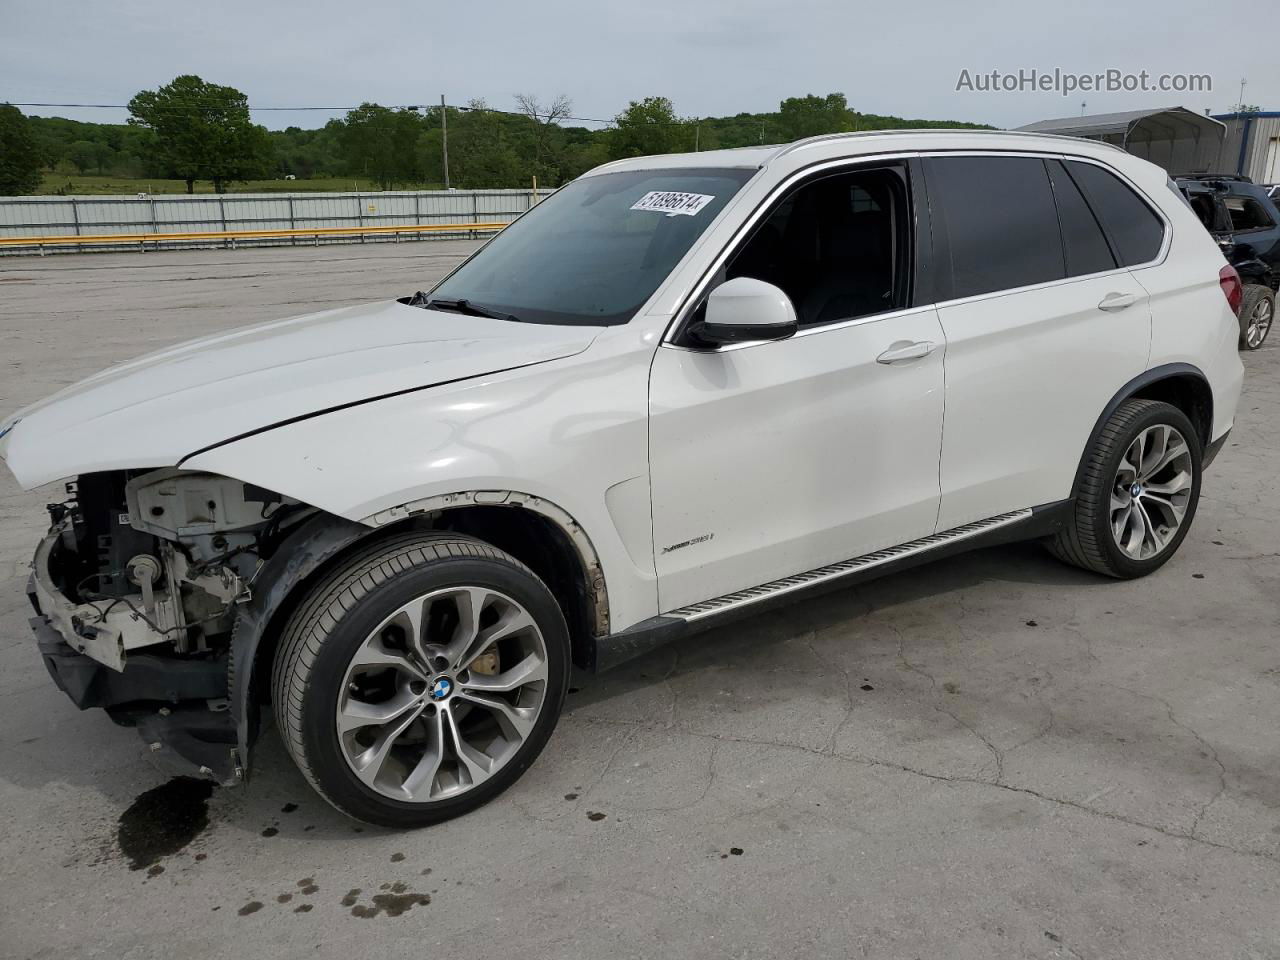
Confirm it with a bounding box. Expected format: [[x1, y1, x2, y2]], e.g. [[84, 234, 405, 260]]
[[771, 127, 1128, 160]]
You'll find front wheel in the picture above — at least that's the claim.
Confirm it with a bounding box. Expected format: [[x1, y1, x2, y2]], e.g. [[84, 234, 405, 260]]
[[1239, 284, 1274, 350], [271, 531, 570, 828], [1047, 399, 1202, 579]]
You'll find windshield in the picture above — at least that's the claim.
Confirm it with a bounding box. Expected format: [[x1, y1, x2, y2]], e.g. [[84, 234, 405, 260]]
[[428, 167, 756, 325]]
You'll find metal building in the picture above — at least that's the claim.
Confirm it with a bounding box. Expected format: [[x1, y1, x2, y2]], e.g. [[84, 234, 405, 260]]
[[1211, 112, 1280, 184], [1016, 107, 1227, 175]]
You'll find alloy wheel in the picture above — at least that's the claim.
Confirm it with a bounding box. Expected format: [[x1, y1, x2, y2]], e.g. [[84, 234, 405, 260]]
[[335, 586, 548, 803], [1245, 296, 1273, 348], [1109, 424, 1194, 561]]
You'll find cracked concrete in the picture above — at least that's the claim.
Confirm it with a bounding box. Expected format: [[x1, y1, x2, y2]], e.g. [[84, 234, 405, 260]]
[[2, 243, 1279, 959]]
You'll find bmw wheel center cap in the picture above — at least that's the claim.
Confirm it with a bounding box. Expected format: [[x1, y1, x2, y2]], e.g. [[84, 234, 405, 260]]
[[430, 676, 454, 701]]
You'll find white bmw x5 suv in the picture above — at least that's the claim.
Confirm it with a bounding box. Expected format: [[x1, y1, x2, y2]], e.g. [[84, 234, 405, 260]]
[[1, 130, 1244, 826]]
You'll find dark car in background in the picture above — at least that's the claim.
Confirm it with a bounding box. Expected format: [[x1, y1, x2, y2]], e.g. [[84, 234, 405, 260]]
[[1177, 174, 1278, 349]]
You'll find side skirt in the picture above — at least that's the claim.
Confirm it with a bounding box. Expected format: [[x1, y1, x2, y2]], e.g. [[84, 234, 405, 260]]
[[589, 501, 1072, 672]]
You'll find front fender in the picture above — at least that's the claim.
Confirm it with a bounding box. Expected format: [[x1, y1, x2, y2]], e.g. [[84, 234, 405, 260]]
[[181, 340, 660, 632]]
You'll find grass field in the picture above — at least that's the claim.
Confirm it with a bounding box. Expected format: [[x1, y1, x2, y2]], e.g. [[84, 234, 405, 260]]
[[38, 174, 448, 195]]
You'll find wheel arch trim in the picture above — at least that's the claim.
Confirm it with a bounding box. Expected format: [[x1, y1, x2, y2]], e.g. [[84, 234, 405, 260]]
[[1071, 362, 1212, 499], [361, 490, 610, 638]]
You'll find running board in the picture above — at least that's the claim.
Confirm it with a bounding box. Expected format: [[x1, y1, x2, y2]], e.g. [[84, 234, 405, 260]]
[[666, 509, 1035, 622]]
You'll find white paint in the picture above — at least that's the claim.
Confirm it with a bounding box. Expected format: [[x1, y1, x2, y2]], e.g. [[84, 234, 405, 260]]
[[933, 269, 1152, 530], [704, 276, 797, 333], [649, 305, 945, 610], [1, 300, 600, 488]]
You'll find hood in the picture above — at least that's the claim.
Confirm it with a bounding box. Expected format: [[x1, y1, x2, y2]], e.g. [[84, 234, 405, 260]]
[[0, 299, 600, 489]]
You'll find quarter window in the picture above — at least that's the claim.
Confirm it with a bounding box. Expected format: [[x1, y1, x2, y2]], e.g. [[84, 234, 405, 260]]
[[1064, 160, 1165, 266], [1046, 160, 1117, 277], [926, 156, 1065, 299], [1223, 195, 1275, 232]]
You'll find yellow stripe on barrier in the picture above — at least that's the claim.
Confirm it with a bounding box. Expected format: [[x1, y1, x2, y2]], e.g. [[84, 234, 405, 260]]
[[0, 221, 509, 247]]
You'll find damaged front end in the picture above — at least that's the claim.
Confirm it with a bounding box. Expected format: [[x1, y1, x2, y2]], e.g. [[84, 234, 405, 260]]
[[29, 468, 312, 783]]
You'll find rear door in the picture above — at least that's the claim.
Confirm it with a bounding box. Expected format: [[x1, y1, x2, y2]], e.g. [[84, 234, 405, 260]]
[[926, 154, 1157, 530]]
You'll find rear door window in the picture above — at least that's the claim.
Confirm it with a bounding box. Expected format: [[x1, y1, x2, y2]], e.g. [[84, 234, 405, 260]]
[[1046, 160, 1117, 277], [925, 155, 1065, 299], [1064, 160, 1165, 266]]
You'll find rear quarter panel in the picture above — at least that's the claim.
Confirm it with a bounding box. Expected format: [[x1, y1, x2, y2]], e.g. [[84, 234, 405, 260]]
[[1130, 170, 1244, 441]]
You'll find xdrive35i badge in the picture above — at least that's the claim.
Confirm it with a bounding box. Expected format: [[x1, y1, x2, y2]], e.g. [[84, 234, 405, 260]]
[[661, 533, 714, 555]]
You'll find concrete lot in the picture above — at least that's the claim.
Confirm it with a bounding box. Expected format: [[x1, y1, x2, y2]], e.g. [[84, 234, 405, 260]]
[[1, 243, 1278, 960]]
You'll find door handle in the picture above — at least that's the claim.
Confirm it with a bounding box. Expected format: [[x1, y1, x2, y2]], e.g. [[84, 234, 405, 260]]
[[876, 340, 936, 364], [1098, 292, 1138, 312]]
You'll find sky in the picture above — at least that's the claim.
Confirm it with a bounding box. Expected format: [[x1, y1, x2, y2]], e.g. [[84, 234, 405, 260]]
[[2, 0, 1276, 132]]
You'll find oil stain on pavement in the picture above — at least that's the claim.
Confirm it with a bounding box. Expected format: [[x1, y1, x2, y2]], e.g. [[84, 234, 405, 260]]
[[340, 882, 431, 918], [117, 776, 216, 870]]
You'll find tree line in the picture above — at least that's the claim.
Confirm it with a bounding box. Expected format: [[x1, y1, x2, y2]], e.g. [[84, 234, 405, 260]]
[[0, 78, 991, 196]]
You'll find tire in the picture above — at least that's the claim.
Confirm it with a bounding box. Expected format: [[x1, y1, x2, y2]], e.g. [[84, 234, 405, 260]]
[[1046, 399, 1202, 579], [1238, 284, 1274, 350], [271, 530, 570, 828]]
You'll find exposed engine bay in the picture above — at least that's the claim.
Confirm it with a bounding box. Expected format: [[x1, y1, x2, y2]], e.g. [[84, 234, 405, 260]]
[[36, 469, 310, 672], [26, 468, 326, 781]]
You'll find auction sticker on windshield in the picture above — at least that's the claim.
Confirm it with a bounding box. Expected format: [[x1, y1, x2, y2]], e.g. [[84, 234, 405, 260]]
[[630, 191, 716, 216]]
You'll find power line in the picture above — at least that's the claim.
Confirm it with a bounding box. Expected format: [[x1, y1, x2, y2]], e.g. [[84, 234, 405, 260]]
[[460, 104, 616, 125]]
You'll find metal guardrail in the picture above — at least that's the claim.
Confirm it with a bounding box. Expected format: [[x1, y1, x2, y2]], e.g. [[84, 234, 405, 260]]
[[0, 221, 508, 254], [0, 187, 544, 255]]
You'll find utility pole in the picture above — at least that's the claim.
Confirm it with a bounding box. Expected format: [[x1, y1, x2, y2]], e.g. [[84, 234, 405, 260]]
[[441, 94, 451, 190], [694, 120, 700, 152]]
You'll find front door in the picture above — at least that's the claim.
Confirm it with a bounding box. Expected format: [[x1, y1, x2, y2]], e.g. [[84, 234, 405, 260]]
[[647, 162, 946, 612]]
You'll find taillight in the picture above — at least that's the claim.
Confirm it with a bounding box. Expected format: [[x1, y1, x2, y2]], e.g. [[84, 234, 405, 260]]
[[1219, 264, 1243, 313]]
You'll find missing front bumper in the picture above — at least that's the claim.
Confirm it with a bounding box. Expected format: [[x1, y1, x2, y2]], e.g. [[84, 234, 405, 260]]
[[30, 585, 239, 783], [29, 523, 192, 672]]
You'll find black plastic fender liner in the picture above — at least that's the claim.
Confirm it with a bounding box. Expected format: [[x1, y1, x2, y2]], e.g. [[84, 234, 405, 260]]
[[31, 613, 240, 782], [229, 512, 372, 780]]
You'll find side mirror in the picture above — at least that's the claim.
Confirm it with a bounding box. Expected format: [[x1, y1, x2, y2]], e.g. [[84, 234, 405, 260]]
[[690, 277, 798, 347]]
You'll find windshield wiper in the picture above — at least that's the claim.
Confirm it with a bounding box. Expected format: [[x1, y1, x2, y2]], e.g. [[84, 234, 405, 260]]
[[423, 297, 520, 322]]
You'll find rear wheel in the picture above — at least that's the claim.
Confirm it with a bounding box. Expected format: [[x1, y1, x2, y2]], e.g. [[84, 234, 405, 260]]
[[271, 531, 570, 828], [1239, 284, 1274, 350], [1047, 399, 1201, 578]]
